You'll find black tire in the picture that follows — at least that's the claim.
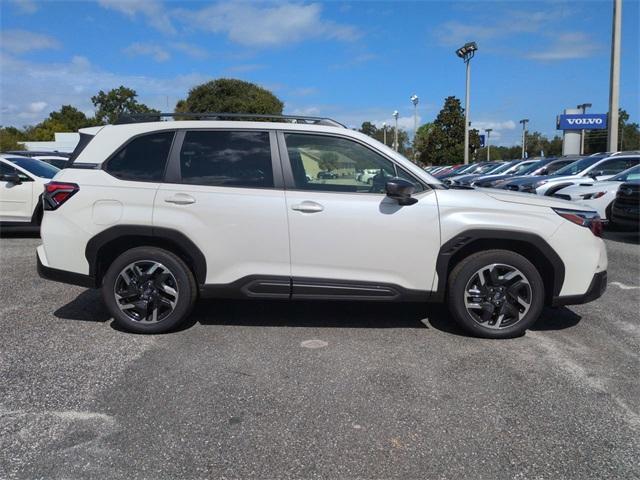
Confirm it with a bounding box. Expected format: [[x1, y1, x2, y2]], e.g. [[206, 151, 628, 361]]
[[102, 247, 197, 334], [447, 249, 545, 339]]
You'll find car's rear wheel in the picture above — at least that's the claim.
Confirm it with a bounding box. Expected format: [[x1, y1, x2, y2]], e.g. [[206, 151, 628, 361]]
[[102, 247, 197, 334], [447, 250, 544, 339]]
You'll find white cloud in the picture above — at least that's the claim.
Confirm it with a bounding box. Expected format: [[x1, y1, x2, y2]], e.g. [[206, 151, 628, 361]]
[[0, 29, 61, 54], [177, 2, 359, 47], [27, 101, 48, 113], [10, 0, 38, 14], [0, 52, 210, 126], [98, 0, 176, 34], [123, 42, 171, 62], [526, 33, 601, 61]]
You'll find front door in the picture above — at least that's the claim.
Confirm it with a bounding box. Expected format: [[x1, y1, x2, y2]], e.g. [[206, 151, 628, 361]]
[[279, 132, 440, 299]]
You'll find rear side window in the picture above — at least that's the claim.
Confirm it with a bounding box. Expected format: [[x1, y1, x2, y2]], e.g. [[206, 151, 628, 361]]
[[105, 131, 174, 181], [179, 130, 273, 188]]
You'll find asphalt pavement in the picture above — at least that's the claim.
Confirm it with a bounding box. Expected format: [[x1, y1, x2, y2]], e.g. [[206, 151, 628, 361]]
[[0, 230, 638, 479]]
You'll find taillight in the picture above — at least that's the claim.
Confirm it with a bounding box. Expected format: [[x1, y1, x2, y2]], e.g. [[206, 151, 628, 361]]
[[43, 181, 79, 210], [553, 207, 603, 237]]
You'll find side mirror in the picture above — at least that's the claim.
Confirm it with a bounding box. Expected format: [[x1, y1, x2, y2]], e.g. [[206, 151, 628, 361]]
[[385, 178, 418, 206], [539, 168, 548, 175], [0, 173, 22, 185], [589, 170, 603, 179]]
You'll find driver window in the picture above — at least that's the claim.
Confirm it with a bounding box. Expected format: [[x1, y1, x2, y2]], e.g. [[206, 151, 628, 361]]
[[0, 163, 30, 182], [284, 133, 421, 193]]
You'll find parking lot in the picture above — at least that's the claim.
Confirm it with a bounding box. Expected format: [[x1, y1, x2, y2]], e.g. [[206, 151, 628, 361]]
[[0, 231, 638, 479]]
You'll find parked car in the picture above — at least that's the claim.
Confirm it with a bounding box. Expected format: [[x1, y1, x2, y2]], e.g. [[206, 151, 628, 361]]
[[473, 158, 577, 188], [498, 154, 640, 195], [38, 114, 607, 339], [443, 162, 505, 185], [610, 181, 640, 230], [552, 165, 640, 221], [0, 155, 60, 229], [317, 171, 338, 180], [436, 162, 496, 180], [468, 159, 538, 188], [4, 151, 71, 169]]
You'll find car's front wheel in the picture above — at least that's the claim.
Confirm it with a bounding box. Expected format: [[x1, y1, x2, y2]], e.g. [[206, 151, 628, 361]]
[[447, 250, 544, 339], [102, 247, 197, 334]]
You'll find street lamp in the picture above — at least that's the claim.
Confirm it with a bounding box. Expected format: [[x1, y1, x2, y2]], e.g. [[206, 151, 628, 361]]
[[577, 103, 592, 155], [456, 41, 478, 164], [410, 94, 419, 136], [382, 121, 387, 146], [485, 128, 493, 161], [519, 119, 529, 159], [392, 110, 399, 151]]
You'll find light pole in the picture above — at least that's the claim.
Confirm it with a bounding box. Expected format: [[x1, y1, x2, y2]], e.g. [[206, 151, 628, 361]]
[[382, 122, 387, 146], [485, 128, 492, 161], [519, 119, 529, 159], [456, 41, 478, 164], [577, 103, 592, 155], [392, 110, 399, 151], [410, 94, 419, 136], [608, 0, 622, 152]]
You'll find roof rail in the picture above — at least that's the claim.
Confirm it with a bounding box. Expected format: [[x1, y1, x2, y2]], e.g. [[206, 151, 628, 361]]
[[115, 112, 346, 128]]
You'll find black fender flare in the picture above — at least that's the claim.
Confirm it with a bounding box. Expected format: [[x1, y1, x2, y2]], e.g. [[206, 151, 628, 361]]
[[85, 225, 207, 285], [432, 229, 565, 303]]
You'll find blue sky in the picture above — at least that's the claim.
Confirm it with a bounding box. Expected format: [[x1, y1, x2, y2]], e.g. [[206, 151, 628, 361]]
[[1, 0, 638, 146]]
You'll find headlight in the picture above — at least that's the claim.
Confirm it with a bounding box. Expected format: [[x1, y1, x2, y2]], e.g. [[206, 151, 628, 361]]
[[581, 192, 606, 200], [553, 208, 603, 237]]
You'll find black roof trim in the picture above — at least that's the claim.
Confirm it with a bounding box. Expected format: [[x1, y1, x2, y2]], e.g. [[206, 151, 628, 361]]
[[115, 112, 346, 128]]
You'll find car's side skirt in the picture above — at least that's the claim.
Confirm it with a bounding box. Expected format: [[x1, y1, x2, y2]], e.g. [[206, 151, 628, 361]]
[[200, 275, 431, 302]]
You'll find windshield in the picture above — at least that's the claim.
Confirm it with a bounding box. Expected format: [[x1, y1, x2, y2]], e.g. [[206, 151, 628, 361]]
[[518, 160, 547, 175], [10, 157, 60, 178], [611, 165, 640, 182], [474, 163, 501, 174], [488, 161, 518, 175], [554, 156, 604, 176]]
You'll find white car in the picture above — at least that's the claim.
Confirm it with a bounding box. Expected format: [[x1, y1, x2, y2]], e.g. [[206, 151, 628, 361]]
[[37, 115, 607, 338], [553, 165, 640, 221], [502, 153, 640, 195], [0, 155, 60, 228]]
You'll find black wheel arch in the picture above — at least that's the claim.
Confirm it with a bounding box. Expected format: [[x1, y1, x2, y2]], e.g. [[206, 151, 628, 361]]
[[432, 229, 565, 305], [85, 225, 207, 287]]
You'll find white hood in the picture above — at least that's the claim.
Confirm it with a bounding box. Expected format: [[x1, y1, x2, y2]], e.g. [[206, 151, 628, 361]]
[[558, 180, 620, 195], [478, 188, 591, 210]]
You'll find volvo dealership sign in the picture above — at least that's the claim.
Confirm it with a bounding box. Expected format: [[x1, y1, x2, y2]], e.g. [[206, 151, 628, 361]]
[[557, 113, 608, 130]]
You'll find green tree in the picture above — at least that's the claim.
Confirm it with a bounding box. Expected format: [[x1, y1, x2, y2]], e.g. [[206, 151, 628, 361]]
[[421, 96, 477, 165], [21, 105, 96, 141], [584, 108, 639, 153], [0, 127, 26, 150], [92, 86, 159, 124], [358, 121, 410, 155], [413, 122, 433, 163], [175, 78, 283, 115]]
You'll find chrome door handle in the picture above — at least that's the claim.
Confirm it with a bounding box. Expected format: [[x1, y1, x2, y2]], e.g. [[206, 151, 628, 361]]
[[291, 201, 324, 213], [164, 194, 195, 205]]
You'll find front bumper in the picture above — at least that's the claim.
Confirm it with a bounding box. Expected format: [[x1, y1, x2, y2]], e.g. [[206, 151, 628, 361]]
[[552, 271, 607, 306]]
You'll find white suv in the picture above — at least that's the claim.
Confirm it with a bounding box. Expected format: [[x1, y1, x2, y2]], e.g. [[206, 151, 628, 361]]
[[37, 115, 608, 338]]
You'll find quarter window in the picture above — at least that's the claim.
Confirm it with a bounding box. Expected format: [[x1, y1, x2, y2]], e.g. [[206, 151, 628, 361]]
[[284, 133, 423, 193], [106, 131, 174, 181], [179, 131, 273, 188]]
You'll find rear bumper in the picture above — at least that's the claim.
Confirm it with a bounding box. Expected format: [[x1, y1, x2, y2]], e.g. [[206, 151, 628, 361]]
[[552, 271, 607, 306], [37, 250, 97, 288]]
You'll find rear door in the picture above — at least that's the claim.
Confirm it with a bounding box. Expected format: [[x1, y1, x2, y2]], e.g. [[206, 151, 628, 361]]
[[0, 161, 34, 222], [279, 131, 440, 299], [153, 129, 290, 293]]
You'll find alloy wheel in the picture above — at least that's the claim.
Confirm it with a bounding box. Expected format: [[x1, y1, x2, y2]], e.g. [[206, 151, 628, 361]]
[[463, 263, 532, 330], [113, 260, 179, 323]]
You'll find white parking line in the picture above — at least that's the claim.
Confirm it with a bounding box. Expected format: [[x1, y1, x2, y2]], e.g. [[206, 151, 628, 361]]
[[609, 281, 640, 290]]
